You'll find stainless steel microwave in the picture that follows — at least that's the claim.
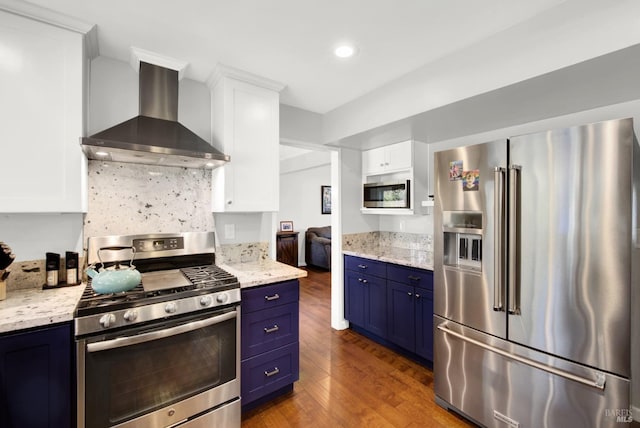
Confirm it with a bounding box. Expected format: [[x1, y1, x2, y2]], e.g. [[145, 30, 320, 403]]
[[363, 180, 410, 208]]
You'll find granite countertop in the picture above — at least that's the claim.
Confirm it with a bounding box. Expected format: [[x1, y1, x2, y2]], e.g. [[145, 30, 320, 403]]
[[0, 259, 306, 335], [343, 246, 434, 271], [0, 285, 85, 334], [219, 259, 307, 288]]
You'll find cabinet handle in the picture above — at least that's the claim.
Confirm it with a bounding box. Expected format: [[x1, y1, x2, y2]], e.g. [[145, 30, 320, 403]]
[[264, 293, 280, 301], [358, 278, 368, 284], [415, 293, 421, 299], [408, 275, 421, 281], [407, 292, 413, 297], [264, 325, 279, 334], [357, 264, 368, 269], [264, 367, 280, 377], [227, 200, 232, 205]]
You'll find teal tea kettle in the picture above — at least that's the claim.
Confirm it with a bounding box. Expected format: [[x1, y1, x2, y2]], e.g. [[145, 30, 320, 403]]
[[86, 246, 141, 294]]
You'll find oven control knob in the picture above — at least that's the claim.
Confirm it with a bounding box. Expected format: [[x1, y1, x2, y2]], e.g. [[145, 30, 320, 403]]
[[123, 310, 138, 322], [99, 313, 116, 328], [199, 295, 212, 307], [165, 302, 178, 314], [216, 293, 229, 304]]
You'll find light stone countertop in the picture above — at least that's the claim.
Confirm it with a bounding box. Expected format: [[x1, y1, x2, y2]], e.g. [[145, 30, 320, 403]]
[[0, 259, 306, 335], [0, 285, 85, 334], [343, 246, 434, 271], [219, 259, 307, 288]]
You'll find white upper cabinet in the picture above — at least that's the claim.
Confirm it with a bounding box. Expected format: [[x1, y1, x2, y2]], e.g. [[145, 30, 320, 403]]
[[208, 65, 284, 212], [0, 10, 87, 213], [362, 140, 412, 175]]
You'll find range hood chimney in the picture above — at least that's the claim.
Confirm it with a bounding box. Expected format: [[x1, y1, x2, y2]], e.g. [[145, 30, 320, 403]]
[[81, 61, 229, 169]]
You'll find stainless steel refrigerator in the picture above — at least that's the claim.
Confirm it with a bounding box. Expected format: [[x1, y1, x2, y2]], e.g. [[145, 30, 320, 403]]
[[433, 118, 638, 427]]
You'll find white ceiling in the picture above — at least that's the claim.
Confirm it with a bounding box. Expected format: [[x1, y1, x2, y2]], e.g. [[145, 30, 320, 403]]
[[21, 0, 566, 114]]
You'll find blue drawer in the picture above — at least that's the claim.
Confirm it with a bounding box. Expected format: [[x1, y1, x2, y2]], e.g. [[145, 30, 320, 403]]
[[241, 302, 299, 359], [344, 255, 386, 278], [241, 342, 299, 405], [241, 280, 299, 314], [387, 263, 433, 290]]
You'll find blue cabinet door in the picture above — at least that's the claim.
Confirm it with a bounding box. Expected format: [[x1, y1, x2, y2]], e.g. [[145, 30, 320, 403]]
[[415, 287, 434, 361], [387, 281, 416, 351], [0, 323, 72, 428], [344, 270, 366, 327], [345, 270, 387, 338]]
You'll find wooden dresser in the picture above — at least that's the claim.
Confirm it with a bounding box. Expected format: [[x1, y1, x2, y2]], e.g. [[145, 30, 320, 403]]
[[276, 231, 299, 267]]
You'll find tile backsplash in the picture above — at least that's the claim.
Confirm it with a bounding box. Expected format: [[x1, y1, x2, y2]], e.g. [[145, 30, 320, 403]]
[[84, 161, 214, 238]]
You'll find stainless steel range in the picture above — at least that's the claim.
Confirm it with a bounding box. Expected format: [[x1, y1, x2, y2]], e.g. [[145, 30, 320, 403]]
[[75, 232, 241, 428]]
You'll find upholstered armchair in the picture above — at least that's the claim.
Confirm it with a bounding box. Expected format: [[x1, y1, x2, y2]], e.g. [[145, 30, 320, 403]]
[[305, 226, 331, 270]]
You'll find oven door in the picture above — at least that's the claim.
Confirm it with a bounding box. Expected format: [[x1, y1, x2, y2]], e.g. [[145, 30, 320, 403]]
[[77, 307, 240, 428]]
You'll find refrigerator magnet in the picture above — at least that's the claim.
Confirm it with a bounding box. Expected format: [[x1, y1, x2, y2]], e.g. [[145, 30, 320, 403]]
[[449, 160, 463, 181], [462, 170, 480, 191]]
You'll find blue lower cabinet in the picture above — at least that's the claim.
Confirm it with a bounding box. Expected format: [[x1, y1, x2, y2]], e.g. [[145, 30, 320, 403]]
[[0, 322, 73, 428], [345, 254, 435, 364], [241, 280, 300, 410]]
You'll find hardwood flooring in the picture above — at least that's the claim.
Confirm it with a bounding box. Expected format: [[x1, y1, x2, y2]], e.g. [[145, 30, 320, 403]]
[[241, 267, 474, 428]]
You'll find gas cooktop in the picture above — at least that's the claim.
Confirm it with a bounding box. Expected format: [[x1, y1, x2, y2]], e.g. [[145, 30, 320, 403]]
[[75, 232, 240, 337]]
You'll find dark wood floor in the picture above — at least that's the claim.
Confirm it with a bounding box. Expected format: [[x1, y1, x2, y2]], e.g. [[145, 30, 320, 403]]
[[241, 267, 474, 428]]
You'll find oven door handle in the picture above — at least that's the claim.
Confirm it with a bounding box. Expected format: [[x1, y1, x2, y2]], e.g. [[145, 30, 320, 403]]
[[86, 310, 237, 353]]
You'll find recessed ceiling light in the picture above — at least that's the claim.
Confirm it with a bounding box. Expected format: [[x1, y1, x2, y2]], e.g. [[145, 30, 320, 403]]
[[206, 162, 214, 168], [334, 45, 356, 58], [95, 151, 109, 157]]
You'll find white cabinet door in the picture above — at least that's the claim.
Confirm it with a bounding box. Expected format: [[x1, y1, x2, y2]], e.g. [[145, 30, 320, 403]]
[[362, 140, 413, 175], [386, 140, 412, 172], [362, 146, 387, 175], [210, 75, 281, 212], [0, 11, 86, 213]]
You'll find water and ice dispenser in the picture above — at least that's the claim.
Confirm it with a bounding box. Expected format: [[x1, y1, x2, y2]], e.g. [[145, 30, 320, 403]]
[[442, 211, 483, 271]]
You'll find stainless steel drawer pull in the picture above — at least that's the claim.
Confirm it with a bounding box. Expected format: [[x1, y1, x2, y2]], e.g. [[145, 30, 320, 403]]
[[408, 275, 421, 281], [407, 292, 413, 297], [357, 264, 367, 269], [264, 325, 279, 334], [264, 367, 280, 377], [436, 324, 606, 390], [358, 278, 368, 283], [264, 293, 280, 301]]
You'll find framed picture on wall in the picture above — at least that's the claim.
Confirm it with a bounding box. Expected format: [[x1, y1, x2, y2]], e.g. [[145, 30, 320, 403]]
[[280, 221, 294, 232], [321, 185, 331, 215]]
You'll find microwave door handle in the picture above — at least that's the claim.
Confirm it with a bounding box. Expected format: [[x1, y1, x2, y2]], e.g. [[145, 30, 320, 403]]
[[86, 310, 237, 353], [493, 167, 506, 311], [508, 165, 521, 315]]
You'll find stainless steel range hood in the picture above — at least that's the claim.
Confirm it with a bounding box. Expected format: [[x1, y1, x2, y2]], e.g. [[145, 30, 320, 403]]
[[81, 62, 229, 169]]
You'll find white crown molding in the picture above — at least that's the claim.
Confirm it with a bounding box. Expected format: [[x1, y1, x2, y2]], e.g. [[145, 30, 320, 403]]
[[207, 63, 286, 92], [0, 0, 94, 34], [129, 46, 189, 80]]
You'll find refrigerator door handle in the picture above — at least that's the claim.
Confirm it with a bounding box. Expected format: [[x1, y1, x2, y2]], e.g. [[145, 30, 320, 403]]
[[436, 323, 606, 390], [508, 164, 521, 315], [493, 167, 506, 311]]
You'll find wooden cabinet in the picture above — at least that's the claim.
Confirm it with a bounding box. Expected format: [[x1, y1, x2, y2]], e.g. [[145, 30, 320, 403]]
[[0, 11, 86, 213], [241, 280, 299, 409], [276, 232, 299, 267], [209, 66, 284, 212], [344, 254, 434, 362], [344, 256, 387, 338], [0, 322, 73, 428], [362, 140, 412, 175]]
